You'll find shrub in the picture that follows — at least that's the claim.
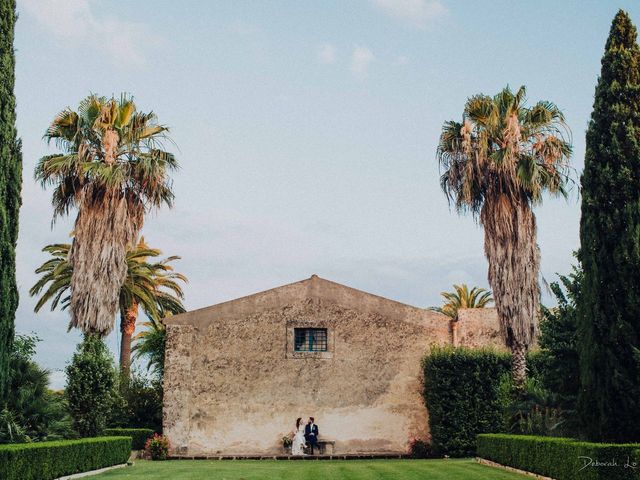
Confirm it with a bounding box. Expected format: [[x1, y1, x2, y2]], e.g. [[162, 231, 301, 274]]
[[422, 346, 510, 457], [1, 334, 74, 443], [477, 434, 640, 480], [407, 438, 431, 458], [145, 433, 169, 460], [108, 371, 163, 432], [0, 436, 131, 480], [66, 335, 116, 437], [539, 266, 580, 413], [104, 428, 153, 450], [0, 407, 28, 443], [498, 374, 566, 437]]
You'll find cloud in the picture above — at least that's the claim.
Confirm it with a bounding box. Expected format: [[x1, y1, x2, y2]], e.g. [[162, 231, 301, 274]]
[[350, 46, 375, 78], [317, 43, 336, 64], [372, 0, 446, 28], [19, 0, 157, 66]]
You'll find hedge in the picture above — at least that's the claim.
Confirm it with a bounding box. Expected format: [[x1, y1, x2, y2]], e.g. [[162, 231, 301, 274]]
[[105, 428, 154, 450], [0, 436, 131, 480], [477, 434, 640, 480], [422, 346, 511, 457]]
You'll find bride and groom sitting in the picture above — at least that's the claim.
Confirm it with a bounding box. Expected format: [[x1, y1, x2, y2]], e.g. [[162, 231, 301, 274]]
[[291, 417, 319, 455]]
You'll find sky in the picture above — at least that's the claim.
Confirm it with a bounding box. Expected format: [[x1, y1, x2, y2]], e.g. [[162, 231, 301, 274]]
[[13, 0, 640, 388]]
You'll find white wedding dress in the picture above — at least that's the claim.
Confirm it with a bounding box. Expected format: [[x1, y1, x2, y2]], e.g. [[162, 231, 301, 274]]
[[291, 424, 306, 455]]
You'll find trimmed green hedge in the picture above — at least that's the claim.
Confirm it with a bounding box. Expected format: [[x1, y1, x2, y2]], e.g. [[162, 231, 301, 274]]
[[0, 436, 131, 480], [477, 434, 640, 480], [422, 346, 511, 457], [105, 428, 154, 450]]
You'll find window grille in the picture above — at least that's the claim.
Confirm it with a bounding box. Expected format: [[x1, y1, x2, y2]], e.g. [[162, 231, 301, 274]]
[[294, 328, 328, 352]]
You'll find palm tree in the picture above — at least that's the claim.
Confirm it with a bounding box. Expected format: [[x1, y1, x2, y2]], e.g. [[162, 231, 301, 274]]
[[118, 237, 186, 376], [133, 320, 167, 378], [35, 94, 178, 335], [437, 85, 571, 389], [30, 239, 186, 376], [430, 284, 493, 319]]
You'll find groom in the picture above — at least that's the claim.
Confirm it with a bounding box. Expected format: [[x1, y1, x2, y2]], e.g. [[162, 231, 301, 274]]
[[304, 417, 319, 454]]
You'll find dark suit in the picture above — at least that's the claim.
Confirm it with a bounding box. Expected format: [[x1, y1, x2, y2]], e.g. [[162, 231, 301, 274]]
[[305, 423, 319, 454]]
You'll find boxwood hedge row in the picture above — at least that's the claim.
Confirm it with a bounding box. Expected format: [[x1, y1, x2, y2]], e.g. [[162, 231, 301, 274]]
[[477, 433, 640, 480], [0, 436, 131, 480], [104, 428, 154, 450]]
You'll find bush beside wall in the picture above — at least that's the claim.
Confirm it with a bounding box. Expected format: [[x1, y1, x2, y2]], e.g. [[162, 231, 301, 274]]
[[0, 436, 131, 480], [105, 428, 153, 450], [66, 335, 117, 437], [422, 346, 510, 457], [477, 433, 640, 480]]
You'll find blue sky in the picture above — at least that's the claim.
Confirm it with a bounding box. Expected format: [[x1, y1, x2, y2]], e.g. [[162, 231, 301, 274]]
[[14, 0, 640, 387]]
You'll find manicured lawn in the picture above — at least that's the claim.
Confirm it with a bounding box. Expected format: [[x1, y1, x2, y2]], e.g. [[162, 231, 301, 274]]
[[95, 458, 527, 479]]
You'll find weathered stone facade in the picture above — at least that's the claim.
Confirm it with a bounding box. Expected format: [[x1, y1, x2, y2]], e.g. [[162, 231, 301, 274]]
[[453, 308, 504, 349], [163, 275, 501, 455]]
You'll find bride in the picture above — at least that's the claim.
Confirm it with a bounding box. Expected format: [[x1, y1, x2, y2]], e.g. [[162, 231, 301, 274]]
[[291, 417, 306, 455]]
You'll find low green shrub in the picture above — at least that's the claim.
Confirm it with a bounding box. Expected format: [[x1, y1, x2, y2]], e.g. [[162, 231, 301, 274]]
[[104, 428, 153, 450], [422, 346, 511, 457], [0, 436, 131, 480], [477, 433, 640, 480]]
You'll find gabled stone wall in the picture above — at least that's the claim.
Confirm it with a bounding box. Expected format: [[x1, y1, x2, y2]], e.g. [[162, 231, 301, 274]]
[[163, 276, 501, 455]]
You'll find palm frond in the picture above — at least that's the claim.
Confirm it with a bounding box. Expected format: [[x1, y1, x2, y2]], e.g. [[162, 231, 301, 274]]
[[430, 283, 493, 319], [31, 237, 187, 333]]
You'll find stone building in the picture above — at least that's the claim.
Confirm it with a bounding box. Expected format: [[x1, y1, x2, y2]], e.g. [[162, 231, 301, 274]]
[[163, 275, 502, 456]]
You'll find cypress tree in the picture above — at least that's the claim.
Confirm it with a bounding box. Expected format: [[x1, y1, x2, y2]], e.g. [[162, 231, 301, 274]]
[[578, 10, 640, 442], [0, 0, 21, 401]]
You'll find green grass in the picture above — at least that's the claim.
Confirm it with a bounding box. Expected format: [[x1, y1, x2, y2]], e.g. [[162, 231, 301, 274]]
[[95, 458, 527, 479]]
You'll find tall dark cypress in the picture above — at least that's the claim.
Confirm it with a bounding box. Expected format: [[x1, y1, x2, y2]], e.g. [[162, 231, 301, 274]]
[[578, 10, 640, 442], [0, 0, 21, 401]]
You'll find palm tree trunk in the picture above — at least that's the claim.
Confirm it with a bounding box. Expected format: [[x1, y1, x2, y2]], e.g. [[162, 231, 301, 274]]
[[119, 302, 138, 377], [69, 187, 143, 335], [511, 342, 527, 391], [482, 196, 539, 390]]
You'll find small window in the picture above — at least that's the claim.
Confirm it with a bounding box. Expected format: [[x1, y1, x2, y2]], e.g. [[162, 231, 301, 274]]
[[294, 328, 328, 352]]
